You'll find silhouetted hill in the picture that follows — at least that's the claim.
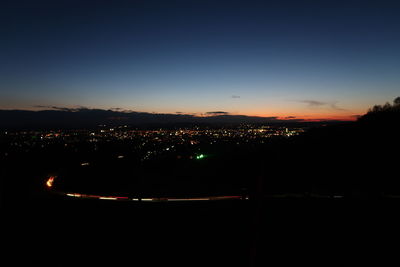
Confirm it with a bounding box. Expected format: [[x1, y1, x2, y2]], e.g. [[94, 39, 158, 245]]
[[258, 97, 400, 197], [0, 109, 307, 129], [358, 97, 400, 128]]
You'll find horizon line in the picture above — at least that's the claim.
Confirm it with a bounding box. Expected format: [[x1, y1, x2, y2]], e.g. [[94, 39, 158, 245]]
[[0, 107, 360, 122]]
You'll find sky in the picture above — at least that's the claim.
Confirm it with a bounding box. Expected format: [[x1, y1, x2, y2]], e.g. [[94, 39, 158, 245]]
[[1, 0, 400, 121]]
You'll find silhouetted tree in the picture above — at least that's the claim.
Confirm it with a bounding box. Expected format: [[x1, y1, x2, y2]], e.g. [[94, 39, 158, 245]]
[[363, 96, 400, 119], [394, 97, 400, 107]]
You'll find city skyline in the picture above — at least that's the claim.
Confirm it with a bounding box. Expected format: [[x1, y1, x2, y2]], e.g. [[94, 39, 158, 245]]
[[2, 0, 400, 121]]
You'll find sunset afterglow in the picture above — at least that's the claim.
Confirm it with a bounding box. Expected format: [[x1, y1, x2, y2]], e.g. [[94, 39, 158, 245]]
[[1, 1, 399, 120]]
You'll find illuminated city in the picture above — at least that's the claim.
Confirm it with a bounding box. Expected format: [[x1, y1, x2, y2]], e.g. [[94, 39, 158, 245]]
[[2, 0, 400, 265], [1, 125, 304, 161]]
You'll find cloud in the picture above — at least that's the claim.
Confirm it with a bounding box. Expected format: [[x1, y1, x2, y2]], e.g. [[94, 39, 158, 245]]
[[299, 100, 326, 107], [32, 105, 97, 112], [231, 95, 241, 99], [205, 111, 230, 115], [175, 111, 195, 116], [330, 102, 347, 111], [33, 105, 76, 112], [298, 100, 347, 111]]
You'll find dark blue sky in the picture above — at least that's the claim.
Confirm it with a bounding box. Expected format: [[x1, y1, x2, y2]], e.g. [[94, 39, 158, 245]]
[[1, 0, 400, 120]]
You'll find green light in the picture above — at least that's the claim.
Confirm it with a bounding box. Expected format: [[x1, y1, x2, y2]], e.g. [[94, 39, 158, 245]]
[[196, 154, 205, 160]]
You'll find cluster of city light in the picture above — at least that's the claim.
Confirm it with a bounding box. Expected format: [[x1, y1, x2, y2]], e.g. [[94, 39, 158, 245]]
[[2, 126, 305, 158]]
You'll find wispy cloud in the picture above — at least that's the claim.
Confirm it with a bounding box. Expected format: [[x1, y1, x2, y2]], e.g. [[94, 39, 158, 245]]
[[231, 95, 241, 99], [330, 102, 347, 111], [32, 105, 95, 112], [298, 100, 347, 111], [205, 111, 230, 115], [33, 105, 76, 112], [299, 100, 326, 107]]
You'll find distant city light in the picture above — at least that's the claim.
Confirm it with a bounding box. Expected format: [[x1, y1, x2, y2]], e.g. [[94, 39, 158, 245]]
[[99, 197, 118, 200], [66, 193, 82, 197], [196, 154, 205, 160], [60, 192, 248, 202], [46, 176, 55, 188]]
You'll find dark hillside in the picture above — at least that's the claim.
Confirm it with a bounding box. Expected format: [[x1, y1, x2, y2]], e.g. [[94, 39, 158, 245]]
[[259, 97, 400, 197]]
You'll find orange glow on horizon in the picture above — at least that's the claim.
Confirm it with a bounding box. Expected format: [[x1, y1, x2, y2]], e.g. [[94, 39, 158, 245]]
[[283, 115, 358, 122], [234, 105, 366, 121], [243, 112, 361, 122], [195, 111, 360, 121], [13, 105, 366, 122]]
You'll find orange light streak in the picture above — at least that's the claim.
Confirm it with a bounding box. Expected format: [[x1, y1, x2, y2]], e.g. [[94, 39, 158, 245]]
[[46, 176, 55, 188]]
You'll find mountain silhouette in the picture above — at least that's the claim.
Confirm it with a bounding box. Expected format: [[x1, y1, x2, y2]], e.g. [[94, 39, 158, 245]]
[[0, 108, 307, 129], [257, 97, 400, 197]]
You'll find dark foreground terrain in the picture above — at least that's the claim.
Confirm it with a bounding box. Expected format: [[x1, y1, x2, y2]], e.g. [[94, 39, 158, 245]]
[[4, 194, 400, 266], [2, 100, 400, 265]]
